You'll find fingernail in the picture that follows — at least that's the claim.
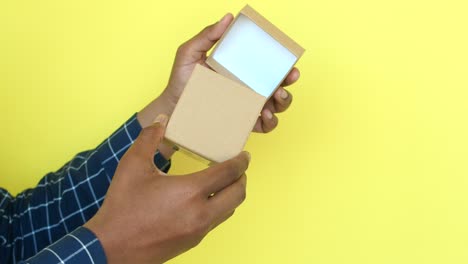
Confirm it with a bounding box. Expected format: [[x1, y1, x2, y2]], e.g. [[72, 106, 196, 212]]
[[245, 151, 251, 162], [153, 114, 168, 126], [280, 89, 288, 100], [265, 110, 273, 120]]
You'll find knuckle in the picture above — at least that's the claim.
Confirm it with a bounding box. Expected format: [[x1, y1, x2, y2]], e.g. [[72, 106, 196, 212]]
[[280, 93, 292, 106], [224, 161, 240, 180], [240, 153, 250, 168], [236, 183, 247, 203], [141, 126, 153, 138], [272, 117, 279, 128], [263, 118, 278, 133], [201, 24, 216, 36], [288, 93, 293, 104], [190, 236, 204, 248], [267, 116, 278, 128], [176, 43, 185, 55], [142, 124, 163, 138], [228, 210, 236, 218], [176, 43, 189, 56], [202, 25, 211, 32]]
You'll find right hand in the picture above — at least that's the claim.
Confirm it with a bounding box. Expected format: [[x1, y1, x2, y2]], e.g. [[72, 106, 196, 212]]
[[84, 114, 250, 264]]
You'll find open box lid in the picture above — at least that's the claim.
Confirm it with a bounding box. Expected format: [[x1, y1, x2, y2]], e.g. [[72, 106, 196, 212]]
[[206, 5, 305, 99]]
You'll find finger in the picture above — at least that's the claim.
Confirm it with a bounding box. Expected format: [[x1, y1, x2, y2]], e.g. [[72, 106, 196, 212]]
[[273, 87, 293, 113], [281, 68, 300, 87], [208, 174, 247, 223], [260, 109, 279, 133], [252, 117, 264, 133], [252, 104, 275, 133], [132, 114, 168, 160], [264, 97, 277, 113], [183, 13, 233, 55], [193, 151, 250, 197]]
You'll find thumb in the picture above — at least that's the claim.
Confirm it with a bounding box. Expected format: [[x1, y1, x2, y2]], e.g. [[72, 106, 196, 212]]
[[133, 114, 168, 159], [184, 13, 233, 54]]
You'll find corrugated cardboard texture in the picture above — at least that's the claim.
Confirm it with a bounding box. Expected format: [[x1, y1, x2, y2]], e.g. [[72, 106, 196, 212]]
[[165, 64, 266, 163]]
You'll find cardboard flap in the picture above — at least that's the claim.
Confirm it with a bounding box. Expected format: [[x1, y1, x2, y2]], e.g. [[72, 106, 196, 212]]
[[206, 5, 304, 99], [165, 64, 266, 163]]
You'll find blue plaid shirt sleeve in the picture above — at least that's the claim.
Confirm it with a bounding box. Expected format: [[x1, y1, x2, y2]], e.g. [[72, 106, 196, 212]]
[[0, 113, 171, 263], [19, 227, 106, 264]]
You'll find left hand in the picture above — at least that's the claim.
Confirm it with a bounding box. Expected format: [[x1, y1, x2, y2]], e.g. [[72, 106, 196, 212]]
[[138, 13, 300, 158], [162, 13, 300, 133]]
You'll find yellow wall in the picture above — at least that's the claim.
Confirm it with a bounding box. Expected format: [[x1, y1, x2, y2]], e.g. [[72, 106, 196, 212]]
[[1, 0, 468, 263]]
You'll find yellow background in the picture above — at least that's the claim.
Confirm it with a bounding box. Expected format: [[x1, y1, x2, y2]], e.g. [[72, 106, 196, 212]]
[[1, 0, 468, 263]]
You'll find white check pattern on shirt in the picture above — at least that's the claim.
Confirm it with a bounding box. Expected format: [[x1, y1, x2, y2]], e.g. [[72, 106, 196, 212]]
[[0, 114, 170, 264]]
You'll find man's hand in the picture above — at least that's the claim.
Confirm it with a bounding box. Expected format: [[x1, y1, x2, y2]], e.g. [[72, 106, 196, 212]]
[[84, 115, 250, 264], [138, 14, 300, 134], [163, 13, 300, 133]]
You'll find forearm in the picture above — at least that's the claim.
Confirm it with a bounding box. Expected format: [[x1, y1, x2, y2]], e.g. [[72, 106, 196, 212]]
[[137, 90, 177, 128]]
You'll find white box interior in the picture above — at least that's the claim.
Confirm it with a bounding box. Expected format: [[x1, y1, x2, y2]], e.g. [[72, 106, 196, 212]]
[[212, 14, 298, 98]]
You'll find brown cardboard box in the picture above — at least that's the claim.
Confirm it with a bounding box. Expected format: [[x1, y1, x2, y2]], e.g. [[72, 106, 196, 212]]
[[165, 5, 305, 164]]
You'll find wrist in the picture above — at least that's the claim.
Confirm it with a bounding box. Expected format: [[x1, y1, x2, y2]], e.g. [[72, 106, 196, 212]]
[[160, 85, 179, 112], [137, 89, 178, 159], [137, 90, 177, 128], [84, 217, 121, 264]]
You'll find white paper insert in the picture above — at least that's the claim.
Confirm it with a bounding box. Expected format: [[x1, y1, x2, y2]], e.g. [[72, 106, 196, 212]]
[[212, 14, 297, 98]]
